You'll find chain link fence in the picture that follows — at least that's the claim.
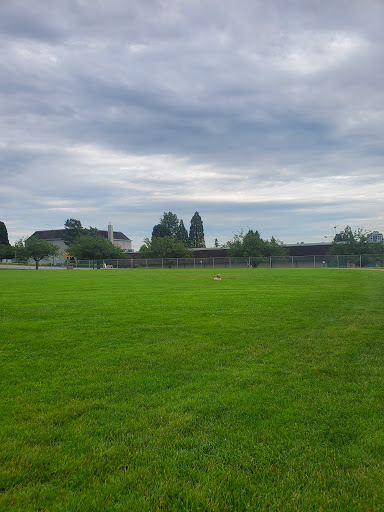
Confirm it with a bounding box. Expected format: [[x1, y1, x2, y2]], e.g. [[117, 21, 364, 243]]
[[68, 254, 384, 269]]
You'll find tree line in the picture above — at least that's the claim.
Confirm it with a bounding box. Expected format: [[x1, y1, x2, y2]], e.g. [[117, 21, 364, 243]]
[[1, 219, 383, 268]]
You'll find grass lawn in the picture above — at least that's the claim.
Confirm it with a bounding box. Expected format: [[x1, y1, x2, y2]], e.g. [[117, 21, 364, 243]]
[[0, 268, 383, 511]]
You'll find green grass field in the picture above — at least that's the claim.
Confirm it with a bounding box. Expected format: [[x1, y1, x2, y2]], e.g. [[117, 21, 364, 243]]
[[1, 268, 383, 511]]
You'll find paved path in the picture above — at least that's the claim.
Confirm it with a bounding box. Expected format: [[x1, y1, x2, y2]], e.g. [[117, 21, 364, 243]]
[[0, 264, 67, 270]]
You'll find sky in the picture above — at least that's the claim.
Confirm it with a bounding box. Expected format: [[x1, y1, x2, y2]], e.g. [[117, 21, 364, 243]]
[[1, 0, 383, 249]]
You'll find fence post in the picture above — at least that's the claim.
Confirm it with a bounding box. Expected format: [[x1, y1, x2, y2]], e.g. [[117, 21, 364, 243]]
[[194, 258, 196, 269], [213, 258, 215, 269], [146, 259, 148, 268], [337, 255, 339, 268], [162, 259, 164, 269], [270, 256, 272, 268], [291, 256, 294, 268], [131, 259, 133, 268], [177, 258, 179, 269], [360, 255, 362, 267], [117, 259, 119, 269], [314, 255, 316, 268]]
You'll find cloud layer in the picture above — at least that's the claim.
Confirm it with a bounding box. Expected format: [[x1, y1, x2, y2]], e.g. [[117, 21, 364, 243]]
[[1, 0, 383, 247]]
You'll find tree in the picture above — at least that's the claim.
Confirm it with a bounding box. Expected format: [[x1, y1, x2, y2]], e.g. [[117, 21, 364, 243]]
[[63, 218, 84, 246], [214, 238, 219, 248], [15, 236, 59, 270], [159, 212, 180, 238], [0, 221, 12, 260], [152, 223, 171, 238], [0, 221, 10, 246], [268, 236, 287, 256], [14, 239, 28, 263], [331, 226, 384, 260], [68, 234, 125, 260], [189, 212, 205, 248], [176, 219, 189, 246], [85, 226, 100, 237], [140, 236, 191, 259], [226, 229, 286, 258], [0, 243, 14, 260], [227, 229, 264, 257]]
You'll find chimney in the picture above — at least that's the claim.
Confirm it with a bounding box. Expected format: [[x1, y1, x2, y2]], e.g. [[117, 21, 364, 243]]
[[108, 223, 113, 242]]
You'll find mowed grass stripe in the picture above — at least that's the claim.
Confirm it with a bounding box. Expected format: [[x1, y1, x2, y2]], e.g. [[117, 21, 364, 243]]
[[0, 268, 383, 511]]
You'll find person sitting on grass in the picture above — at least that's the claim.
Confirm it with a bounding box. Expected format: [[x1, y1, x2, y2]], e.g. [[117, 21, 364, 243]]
[[214, 274, 221, 280]]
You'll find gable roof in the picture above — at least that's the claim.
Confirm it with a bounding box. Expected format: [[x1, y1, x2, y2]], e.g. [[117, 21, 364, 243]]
[[31, 229, 131, 242], [97, 230, 130, 241]]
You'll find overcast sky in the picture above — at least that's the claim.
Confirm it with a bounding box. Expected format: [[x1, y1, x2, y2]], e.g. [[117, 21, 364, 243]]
[[1, 0, 383, 248]]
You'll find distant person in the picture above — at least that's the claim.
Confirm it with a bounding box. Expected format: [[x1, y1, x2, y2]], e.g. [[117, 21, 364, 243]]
[[214, 274, 221, 280]]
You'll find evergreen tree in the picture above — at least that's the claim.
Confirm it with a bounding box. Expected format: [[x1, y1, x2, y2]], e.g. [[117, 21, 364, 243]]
[[0, 221, 10, 245], [63, 219, 84, 246], [176, 219, 189, 246], [152, 223, 171, 238], [159, 212, 179, 238], [189, 212, 206, 248], [63, 219, 99, 245]]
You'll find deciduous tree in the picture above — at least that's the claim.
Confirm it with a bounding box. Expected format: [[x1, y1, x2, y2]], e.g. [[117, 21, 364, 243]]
[[68, 234, 125, 260], [15, 236, 59, 269], [331, 226, 384, 256], [0, 243, 14, 260], [226, 230, 286, 258], [140, 236, 191, 258]]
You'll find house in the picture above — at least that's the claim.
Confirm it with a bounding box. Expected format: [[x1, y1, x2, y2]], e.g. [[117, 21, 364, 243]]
[[30, 224, 132, 265], [367, 231, 383, 243]]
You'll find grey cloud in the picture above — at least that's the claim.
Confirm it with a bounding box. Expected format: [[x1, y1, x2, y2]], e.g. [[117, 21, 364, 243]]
[[1, 0, 383, 246]]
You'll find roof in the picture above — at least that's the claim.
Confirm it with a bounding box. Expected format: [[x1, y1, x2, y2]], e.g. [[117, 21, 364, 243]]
[[31, 229, 131, 242], [30, 229, 66, 240], [97, 230, 131, 241]]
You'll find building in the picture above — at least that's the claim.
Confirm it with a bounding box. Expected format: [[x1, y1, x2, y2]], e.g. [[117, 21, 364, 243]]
[[30, 224, 132, 265], [367, 231, 383, 243]]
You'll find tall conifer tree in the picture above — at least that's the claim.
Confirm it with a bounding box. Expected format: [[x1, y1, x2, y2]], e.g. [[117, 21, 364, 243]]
[[0, 221, 10, 245], [189, 212, 206, 248], [176, 219, 189, 246]]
